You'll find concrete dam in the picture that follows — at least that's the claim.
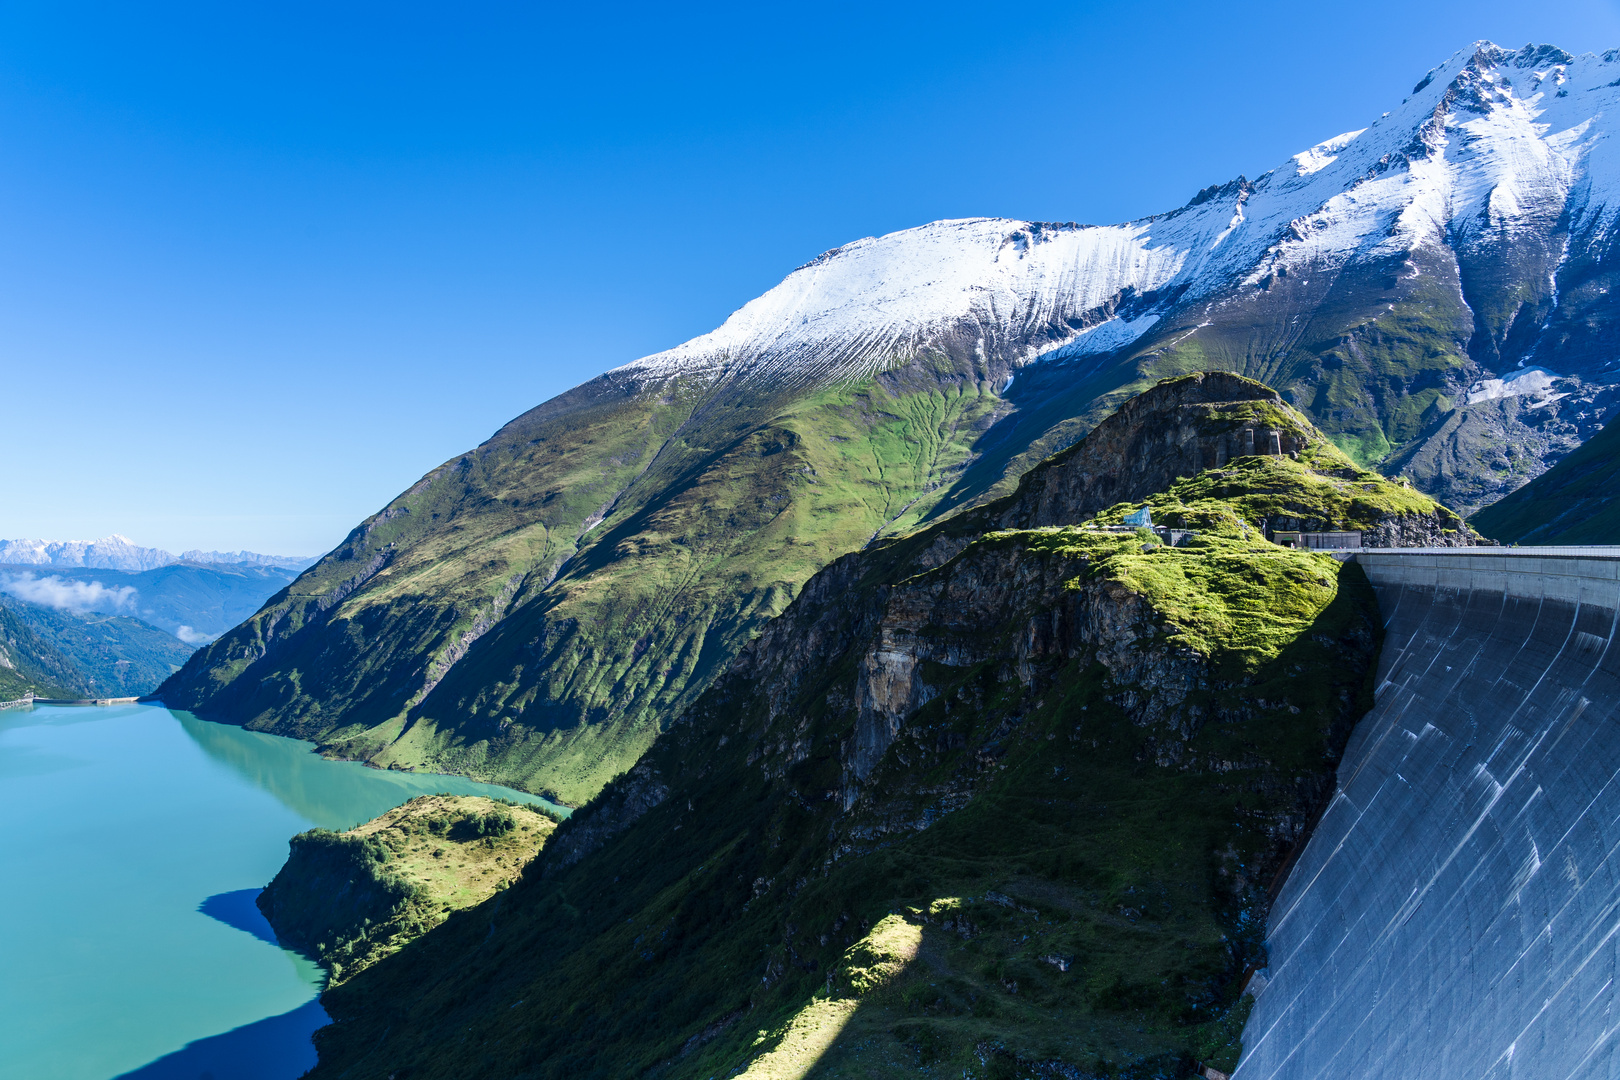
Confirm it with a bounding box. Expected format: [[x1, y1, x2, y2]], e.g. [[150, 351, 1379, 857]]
[[1239, 548, 1620, 1080]]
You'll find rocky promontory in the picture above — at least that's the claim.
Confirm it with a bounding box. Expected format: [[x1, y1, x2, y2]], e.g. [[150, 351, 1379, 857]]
[[258, 795, 556, 983]]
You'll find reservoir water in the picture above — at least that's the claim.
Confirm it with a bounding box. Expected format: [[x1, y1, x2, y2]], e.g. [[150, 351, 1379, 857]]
[[0, 703, 567, 1080]]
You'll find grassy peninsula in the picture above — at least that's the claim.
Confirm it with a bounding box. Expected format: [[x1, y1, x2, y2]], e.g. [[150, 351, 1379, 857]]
[[258, 795, 557, 984]]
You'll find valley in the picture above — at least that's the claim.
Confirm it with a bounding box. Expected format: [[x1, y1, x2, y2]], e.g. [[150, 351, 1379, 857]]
[[17, 34, 1620, 1080], [0, 556, 307, 700]]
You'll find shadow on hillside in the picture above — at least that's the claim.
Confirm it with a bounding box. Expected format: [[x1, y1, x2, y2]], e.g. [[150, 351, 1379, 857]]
[[112, 998, 328, 1080]]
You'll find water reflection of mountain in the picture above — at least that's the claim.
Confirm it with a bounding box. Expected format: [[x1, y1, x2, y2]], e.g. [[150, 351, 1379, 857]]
[[172, 709, 568, 830]]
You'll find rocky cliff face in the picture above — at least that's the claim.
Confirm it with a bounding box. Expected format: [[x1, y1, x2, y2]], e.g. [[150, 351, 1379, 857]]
[[1467, 416, 1620, 543], [303, 375, 1396, 1080]]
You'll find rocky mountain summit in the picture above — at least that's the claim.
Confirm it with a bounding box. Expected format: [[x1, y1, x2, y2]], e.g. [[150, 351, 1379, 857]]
[[614, 40, 1620, 514], [302, 373, 1430, 1079], [165, 41, 1568, 805]]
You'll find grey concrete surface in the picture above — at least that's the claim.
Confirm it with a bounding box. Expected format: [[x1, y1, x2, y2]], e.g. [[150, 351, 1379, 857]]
[[1238, 547, 1620, 1080]]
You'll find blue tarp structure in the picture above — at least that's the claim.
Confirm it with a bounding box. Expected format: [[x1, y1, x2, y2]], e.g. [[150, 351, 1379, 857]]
[[1123, 506, 1153, 527]]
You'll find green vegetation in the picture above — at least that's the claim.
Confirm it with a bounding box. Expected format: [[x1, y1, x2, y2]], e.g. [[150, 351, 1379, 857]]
[[0, 596, 192, 698], [1087, 452, 1458, 539], [163, 357, 1019, 805], [258, 794, 557, 984], [1009, 528, 1353, 674], [0, 604, 79, 700], [304, 378, 1389, 1079], [1469, 420, 1620, 544], [0, 596, 194, 696]]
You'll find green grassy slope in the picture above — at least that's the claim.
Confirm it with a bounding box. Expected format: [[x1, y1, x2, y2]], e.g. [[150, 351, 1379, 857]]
[[1469, 421, 1620, 544], [258, 795, 558, 985], [301, 377, 1453, 1079], [161, 357, 1014, 804]]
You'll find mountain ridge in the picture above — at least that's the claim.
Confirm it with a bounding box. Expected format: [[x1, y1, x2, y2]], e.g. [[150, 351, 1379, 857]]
[[163, 40, 1599, 804]]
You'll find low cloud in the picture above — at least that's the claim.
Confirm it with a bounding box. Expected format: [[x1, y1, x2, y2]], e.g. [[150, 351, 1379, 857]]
[[0, 572, 138, 614], [174, 625, 215, 645]]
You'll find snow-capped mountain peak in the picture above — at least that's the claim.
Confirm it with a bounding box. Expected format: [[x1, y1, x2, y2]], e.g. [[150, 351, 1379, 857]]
[[0, 536, 314, 573], [607, 42, 1620, 405]]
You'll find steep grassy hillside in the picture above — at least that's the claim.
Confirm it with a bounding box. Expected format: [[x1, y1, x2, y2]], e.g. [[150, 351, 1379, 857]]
[[259, 795, 557, 984], [1469, 420, 1620, 544], [162, 359, 1015, 804], [295, 375, 1459, 1079]]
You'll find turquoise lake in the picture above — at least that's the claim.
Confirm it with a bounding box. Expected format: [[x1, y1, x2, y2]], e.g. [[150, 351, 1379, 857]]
[[0, 703, 567, 1080]]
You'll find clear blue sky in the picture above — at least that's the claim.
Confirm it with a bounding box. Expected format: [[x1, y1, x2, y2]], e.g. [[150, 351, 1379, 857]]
[[5, 1, 1618, 556]]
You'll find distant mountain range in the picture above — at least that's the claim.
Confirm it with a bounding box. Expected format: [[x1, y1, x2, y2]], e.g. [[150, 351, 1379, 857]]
[[0, 595, 194, 698], [0, 562, 304, 644], [0, 534, 316, 573], [163, 42, 1620, 805], [0, 558, 305, 699]]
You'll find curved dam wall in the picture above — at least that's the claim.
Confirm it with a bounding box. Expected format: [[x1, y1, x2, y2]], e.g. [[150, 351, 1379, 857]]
[[1238, 548, 1620, 1080]]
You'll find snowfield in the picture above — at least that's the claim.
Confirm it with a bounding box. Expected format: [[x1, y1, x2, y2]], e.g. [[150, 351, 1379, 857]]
[[611, 42, 1620, 393]]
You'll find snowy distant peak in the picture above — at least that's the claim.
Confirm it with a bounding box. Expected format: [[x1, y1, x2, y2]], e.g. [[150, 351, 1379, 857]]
[[607, 41, 1620, 395], [0, 536, 314, 573], [612, 215, 1203, 388], [178, 549, 316, 571], [0, 535, 175, 572]]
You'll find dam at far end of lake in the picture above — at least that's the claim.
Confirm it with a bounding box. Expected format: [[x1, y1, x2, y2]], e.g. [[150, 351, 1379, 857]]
[[1240, 548, 1620, 1080]]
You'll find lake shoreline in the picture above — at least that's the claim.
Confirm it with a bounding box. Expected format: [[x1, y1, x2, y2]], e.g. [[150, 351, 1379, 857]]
[[0, 703, 562, 1080]]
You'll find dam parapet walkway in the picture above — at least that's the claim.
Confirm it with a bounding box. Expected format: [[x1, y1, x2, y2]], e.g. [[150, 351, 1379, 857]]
[[1238, 546, 1620, 1080], [1355, 545, 1620, 605]]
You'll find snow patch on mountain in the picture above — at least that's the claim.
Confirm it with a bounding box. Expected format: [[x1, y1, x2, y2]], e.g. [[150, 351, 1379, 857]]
[[0, 535, 177, 573], [1466, 366, 1562, 404], [614, 217, 1195, 388], [1292, 130, 1366, 176]]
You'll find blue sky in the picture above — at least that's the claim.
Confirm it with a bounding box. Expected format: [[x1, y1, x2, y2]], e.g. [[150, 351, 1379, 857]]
[[5, 1, 1619, 556]]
